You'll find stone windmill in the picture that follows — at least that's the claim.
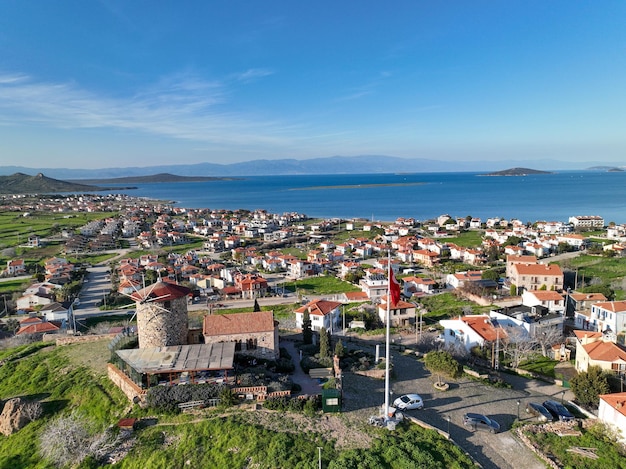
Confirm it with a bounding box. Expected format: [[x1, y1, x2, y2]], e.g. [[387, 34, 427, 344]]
[[127, 280, 191, 349]]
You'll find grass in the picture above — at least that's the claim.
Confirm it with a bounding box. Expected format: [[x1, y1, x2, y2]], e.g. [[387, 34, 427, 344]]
[[0, 277, 32, 294], [560, 254, 626, 282], [0, 341, 129, 468], [0, 338, 477, 469], [417, 292, 493, 324], [443, 230, 484, 248], [517, 356, 559, 378], [0, 211, 116, 249], [285, 275, 360, 295]]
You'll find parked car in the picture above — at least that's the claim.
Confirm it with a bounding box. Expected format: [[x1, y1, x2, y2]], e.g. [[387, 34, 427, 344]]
[[393, 393, 424, 410], [462, 413, 500, 433], [542, 400, 575, 422], [525, 402, 554, 422]]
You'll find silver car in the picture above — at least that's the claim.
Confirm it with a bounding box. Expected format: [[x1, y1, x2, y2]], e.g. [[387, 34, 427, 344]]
[[393, 393, 424, 410]]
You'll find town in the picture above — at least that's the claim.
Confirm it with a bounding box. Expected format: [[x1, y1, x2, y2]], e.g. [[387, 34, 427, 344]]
[[1, 192, 626, 468]]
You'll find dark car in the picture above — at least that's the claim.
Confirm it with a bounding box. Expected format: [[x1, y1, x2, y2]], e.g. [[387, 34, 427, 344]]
[[542, 400, 575, 422], [525, 402, 554, 422], [462, 413, 500, 433]]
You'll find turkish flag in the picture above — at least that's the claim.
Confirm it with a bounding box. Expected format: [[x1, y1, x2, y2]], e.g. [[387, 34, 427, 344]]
[[389, 266, 401, 306]]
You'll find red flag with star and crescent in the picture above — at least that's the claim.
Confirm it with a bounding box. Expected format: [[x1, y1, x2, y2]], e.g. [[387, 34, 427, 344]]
[[389, 266, 401, 306]]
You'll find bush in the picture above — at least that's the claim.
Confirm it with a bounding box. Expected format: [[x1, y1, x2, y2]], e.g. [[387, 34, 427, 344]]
[[263, 395, 320, 413], [145, 383, 224, 411]]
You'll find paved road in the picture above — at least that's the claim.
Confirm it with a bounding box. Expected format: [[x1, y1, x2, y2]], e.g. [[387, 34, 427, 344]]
[[339, 338, 571, 469]]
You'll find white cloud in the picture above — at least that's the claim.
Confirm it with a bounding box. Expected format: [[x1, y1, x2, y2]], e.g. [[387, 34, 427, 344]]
[[0, 71, 294, 147], [232, 68, 274, 83]]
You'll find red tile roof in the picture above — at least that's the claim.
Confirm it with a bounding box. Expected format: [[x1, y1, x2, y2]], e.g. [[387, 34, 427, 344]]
[[461, 315, 505, 342], [593, 301, 626, 313], [130, 281, 191, 302], [584, 340, 626, 363], [203, 311, 275, 336], [295, 299, 343, 317]]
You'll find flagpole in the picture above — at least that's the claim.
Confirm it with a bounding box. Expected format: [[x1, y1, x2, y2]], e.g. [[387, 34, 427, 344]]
[[384, 251, 391, 421]]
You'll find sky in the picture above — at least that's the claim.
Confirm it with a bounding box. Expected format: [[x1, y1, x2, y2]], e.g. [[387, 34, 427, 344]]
[[0, 1, 625, 169]]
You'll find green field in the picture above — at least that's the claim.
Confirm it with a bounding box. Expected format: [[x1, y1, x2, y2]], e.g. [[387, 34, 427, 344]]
[[285, 275, 361, 295]]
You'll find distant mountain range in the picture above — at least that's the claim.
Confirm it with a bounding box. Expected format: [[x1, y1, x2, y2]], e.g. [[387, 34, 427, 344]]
[[0, 155, 623, 180]]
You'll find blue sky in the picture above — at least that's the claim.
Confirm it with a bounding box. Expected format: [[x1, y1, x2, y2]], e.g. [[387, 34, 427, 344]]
[[0, 1, 625, 169]]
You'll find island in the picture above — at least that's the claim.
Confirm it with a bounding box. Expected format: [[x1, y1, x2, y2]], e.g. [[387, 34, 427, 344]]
[[481, 167, 553, 176], [71, 172, 238, 184]]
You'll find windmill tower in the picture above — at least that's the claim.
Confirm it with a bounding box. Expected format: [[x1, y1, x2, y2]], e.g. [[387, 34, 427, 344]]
[[129, 281, 191, 349]]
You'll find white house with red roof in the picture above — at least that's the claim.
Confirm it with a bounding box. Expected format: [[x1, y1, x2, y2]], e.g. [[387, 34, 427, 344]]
[[521, 290, 565, 314], [584, 300, 626, 336], [439, 315, 506, 353], [294, 299, 342, 333], [598, 392, 626, 443], [446, 271, 483, 289], [6, 259, 26, 276], [574, 330, 626, 376], [16, 316, 62, 336], [402, 276, 436, 296]]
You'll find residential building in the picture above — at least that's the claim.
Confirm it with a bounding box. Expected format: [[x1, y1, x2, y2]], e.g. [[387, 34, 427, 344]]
[[377, 297, 416, 328], [294, 299, 342, 333], [439, 315, 506, 353], [588, 300, 626, 336], [509, 263, 564, 293], [598, 393, 626, 443], [569, 215, 604, 229], [521, 290, 565, 314], [574, 330, 626, 376]]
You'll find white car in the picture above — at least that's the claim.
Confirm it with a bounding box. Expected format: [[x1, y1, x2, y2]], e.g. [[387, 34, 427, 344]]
[[393, 393, 424, 410]]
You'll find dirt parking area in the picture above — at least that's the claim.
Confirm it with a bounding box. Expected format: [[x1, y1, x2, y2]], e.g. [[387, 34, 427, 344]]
[[340, 340, 569, 469]]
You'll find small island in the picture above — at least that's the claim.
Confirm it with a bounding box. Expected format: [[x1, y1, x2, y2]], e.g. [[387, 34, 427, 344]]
[[482, 167, 553, 176]]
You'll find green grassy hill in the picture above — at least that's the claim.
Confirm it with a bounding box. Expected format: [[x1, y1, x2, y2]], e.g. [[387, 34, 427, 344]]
[[0, 340, 474, 469]]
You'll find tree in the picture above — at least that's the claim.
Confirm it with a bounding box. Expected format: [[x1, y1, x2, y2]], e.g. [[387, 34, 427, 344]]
[[319, 327, 330, 359], [571, 366, 611, 408], [302, 310, 312, 345], [253, 298, 261, 312], [499, 327, 536, 368], [334, 339, 345, 358], [536, 327, 564, 357], [424, 350, 461, 385]]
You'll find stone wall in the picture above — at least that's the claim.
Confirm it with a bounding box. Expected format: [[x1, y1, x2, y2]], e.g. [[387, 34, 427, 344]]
[[138, 296, 188, 349], [56, 333, 116, 346], [107, 364, 146, 404], [204, 330, 278, 360]]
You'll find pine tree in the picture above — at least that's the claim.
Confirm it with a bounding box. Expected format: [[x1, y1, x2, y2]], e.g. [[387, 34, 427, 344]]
[[334, 339, 345, 358], [302, 310, 312, 345], [319, 327, 330, 359]]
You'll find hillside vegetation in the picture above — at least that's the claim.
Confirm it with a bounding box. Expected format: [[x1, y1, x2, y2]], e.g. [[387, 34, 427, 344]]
[[0, 340, 475, 468]]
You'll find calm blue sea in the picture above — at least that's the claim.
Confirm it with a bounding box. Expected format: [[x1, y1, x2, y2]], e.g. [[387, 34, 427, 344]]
[[107, 171, 626, 224]]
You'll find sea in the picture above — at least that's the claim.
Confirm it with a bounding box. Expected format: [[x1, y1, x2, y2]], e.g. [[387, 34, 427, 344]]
[[106, 170, 626, 224]]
